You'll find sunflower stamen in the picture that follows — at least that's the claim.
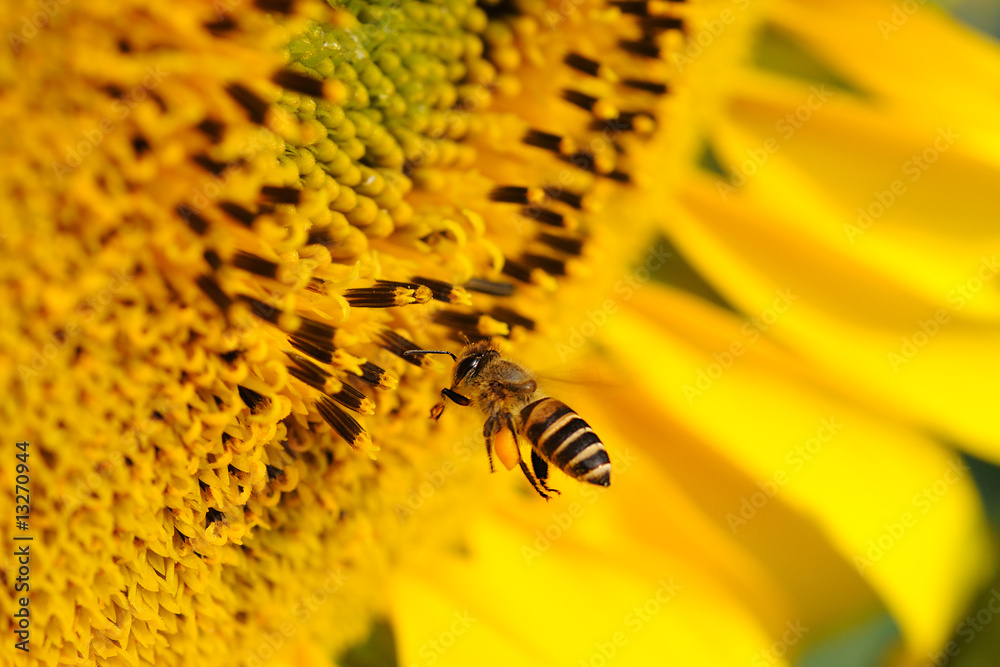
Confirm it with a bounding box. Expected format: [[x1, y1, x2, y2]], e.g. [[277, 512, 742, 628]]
[[562, 90, 619, 120], [272, 70, 348, 103], [521, 253, 568, 276], [330, 384, 376, 415], [379, 330, 428, 366], [358, 361, 397, 390], [306, 227, 336, 246], [490, 307, 536, 331], [204, 250, 223, 270], [220, 350, 242, 364], [225, 83, 271, 124], [480, 0, 521, 19], [563, 53, 617, 82], [254, 0, 296, 12], [195, 118, 226, 142], [287, 353, 342, 394], [464, 278, 515, 297], [622, 78, 670, 95], [219, 202, 258, 227], [618, 38, 661, 59], [193, 154, 232, 176], [589, 111, 656, 135], [520, 206, 577, 230], [290, 335, 335, 365], [259, 185, 302, 205], [501, 258, 556, 286], [412, 277, 473, 305], [306, 277, 328, 294], [489, 185, 546, 205], [563, 151, 631, 182], [315, 396, 369, 449], [542, 187, 587, 210], [132, 136, 151, 157], [294, 317, 337, 345], [523, 129, 577, 156], [641, 16, 685, 32], [237, 385, 269, 413], [196, 275, 233, 314], [176, 203, 209, 235], [236, 295, 284, 326], [345, 281, 433, 308], [432, 311, 511, 337], [537, 232, 585, 256], [232, 251, 279, 279], [204, 17, 238, 34], [611, 0, 687, 17]]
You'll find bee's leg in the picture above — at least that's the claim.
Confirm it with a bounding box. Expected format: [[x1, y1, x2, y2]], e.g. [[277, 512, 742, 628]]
[[518, 458, 552, 500], [482, 415, 499, 473], [505, 415, 553, 499], [442, 388, 471, 406], [530, 449, 560, 496], [431, 387, 470, 420]]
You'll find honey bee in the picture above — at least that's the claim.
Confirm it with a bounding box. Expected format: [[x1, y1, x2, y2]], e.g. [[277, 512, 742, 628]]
[[405, 340, 611, 499]]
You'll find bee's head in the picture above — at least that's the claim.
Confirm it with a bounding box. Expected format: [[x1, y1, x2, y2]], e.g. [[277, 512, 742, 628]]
[[402, 339, 500, 387], [452, 340, 499, 386]]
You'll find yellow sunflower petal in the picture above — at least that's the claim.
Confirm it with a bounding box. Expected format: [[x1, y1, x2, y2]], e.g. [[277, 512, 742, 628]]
[[394, 513, 793, 667], [675, 72, 1000, 458], [773, 0, 1000, 143], [601, 283, 993, 657], [569, 368, 882, 638]]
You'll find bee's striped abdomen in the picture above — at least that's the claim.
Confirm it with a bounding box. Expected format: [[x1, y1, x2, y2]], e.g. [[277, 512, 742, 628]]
[[520, 398, 611, 486]]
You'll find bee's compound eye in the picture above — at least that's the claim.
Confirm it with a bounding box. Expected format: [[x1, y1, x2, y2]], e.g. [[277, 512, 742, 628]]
[[494, 427, 520, 471], [454, 355, 480, 383]]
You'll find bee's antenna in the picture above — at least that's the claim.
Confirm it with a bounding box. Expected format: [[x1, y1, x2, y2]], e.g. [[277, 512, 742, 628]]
[[403, 349, 458, 361]]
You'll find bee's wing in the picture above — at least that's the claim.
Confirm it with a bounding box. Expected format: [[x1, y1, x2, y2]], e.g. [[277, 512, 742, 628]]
[[534, 372, 621, 389]]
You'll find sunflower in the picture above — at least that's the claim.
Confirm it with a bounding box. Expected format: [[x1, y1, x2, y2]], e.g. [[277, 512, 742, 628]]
[[1, 0, 995, 666]]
